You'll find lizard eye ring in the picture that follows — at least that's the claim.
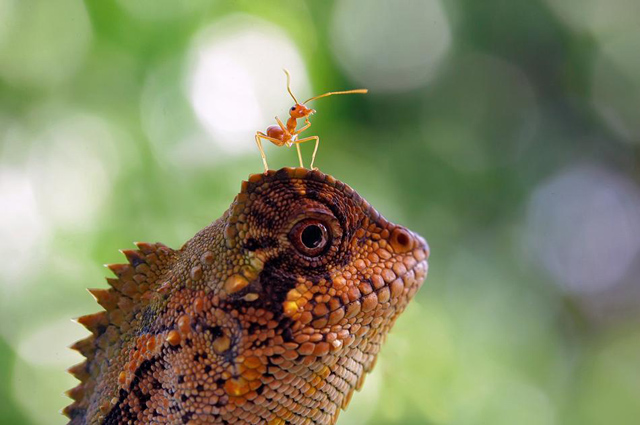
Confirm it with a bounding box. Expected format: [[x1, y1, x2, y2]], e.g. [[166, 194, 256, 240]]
[[289, 219, 331, 257]]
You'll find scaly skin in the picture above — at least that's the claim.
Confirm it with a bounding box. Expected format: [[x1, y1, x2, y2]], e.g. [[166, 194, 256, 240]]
[[65, 167, 429, 425]]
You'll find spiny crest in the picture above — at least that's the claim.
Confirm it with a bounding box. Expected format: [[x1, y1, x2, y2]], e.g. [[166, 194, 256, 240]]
[[64, 241, 176, 420]]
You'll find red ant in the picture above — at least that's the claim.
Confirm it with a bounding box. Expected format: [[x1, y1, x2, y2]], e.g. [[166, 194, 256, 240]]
[[255, 69, 367, 173]]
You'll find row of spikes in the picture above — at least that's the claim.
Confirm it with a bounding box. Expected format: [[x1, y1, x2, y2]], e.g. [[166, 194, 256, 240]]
[[64, 241, 176, 419]]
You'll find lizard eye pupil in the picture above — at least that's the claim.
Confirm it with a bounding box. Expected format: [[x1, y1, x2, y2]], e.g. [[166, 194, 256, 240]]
[[290, 220, 330, 257], [301, 225, 324, 248]]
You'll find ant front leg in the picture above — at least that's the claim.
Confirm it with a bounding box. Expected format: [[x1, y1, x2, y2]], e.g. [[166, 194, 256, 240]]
[[292, 119, 312, 169], [295, 142, 304, 169], [295, 118, 312, 135], [293, 136, 320, 170]]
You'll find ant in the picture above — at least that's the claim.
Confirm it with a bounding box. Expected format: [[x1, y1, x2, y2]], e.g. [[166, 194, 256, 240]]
[[255, 69, 367, 173]]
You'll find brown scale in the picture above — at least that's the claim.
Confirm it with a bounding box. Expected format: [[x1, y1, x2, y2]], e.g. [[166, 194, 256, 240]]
[[65, 167, 429, 425]]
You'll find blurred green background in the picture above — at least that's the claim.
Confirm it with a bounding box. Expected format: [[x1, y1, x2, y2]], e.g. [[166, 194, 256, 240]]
[[1, 0, 639, 424]]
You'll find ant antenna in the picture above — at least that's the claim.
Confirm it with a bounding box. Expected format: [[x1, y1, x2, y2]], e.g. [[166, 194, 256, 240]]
[[304, 88, 368, 104], [283, 69, 299, 104]]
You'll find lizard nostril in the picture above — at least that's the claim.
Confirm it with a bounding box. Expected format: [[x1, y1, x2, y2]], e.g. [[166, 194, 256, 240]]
[[390, 228, 413, 253]]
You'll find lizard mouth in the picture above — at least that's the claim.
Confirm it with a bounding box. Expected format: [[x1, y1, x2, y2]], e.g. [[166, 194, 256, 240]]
[[351, 233, 430, 313], [346, 251, 429, 316], [283, 238, 429, 333]]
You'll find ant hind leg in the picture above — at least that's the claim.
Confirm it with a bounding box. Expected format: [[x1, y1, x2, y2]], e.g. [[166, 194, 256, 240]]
[[310, 136, 320, 170], [255, 133, 269, 173], [255, 133, 290, 173]]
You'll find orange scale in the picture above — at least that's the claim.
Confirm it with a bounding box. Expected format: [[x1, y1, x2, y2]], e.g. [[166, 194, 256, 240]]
[[299, 312, 313, 325], [243, 356, 262, 369], [224, 377, 250, 397], [310, 375, 323, 387], [242, 368, 262, 382], [178, 315, 191, 334], [166, 330, 181, 346], [146, 337, 157, 352]]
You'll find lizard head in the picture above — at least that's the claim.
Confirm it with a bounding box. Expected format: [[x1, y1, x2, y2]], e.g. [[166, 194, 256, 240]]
[[66, 166, 429, 424], [216, 167, 429, 356]]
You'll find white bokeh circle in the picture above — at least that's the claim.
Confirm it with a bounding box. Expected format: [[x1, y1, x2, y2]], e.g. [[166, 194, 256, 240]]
[[525, 164, 640, 294], [186, 15, 310, 156]]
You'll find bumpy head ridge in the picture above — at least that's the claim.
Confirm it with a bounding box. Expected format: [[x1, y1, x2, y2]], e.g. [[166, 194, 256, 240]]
[[66, 167, 429, 425]]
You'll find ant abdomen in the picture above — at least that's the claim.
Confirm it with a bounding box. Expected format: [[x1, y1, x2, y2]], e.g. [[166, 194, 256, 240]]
[[266, 125, 284, 140]]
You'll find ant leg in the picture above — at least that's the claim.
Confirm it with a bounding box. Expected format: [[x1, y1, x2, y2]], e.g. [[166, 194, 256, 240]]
[[310, 136, 320, 170], [258, 132, 286, 146], [255, 133, 269, 173], [256, 133, 288, 173], [275, 116, 287, 132], [295, 143, 304, 168], [293, 136, 320, 170], [294, 119, 312, 136]]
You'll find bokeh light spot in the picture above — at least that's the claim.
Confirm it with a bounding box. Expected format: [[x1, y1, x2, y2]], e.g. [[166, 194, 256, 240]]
[[0, 167, 46, 287], [17, 318, 87, 368], [525, 164, 640, 294], [330, 0, 452, 92], [187, 15, 310, 156], [12, 321, 83, 424], [27, 114, 120, 231]]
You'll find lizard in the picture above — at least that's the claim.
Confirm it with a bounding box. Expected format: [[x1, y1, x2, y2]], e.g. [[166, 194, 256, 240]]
[[64, 167, 430, 425]]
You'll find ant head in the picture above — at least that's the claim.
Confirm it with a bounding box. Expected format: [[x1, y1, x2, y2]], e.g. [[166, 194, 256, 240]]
[[289, 104, 315, 119], [282, 68, 366, 119]]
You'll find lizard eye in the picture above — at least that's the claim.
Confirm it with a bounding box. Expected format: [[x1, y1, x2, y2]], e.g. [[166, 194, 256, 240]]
[[289, 219, 330, 257]]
